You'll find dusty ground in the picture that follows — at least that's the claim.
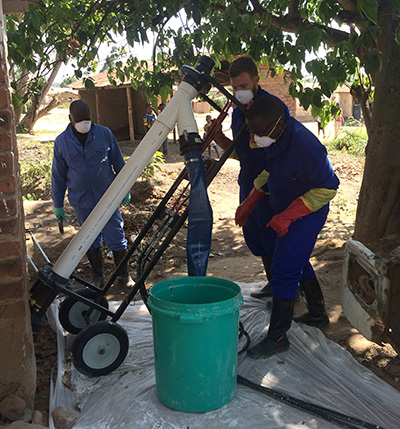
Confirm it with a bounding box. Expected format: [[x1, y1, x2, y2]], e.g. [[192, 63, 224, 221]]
[[16, 108, 400, 425]]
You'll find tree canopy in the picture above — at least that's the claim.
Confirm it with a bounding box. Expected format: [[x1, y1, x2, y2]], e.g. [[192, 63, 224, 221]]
[[7, 0, 400, 241], [8, 0, 398, 127]]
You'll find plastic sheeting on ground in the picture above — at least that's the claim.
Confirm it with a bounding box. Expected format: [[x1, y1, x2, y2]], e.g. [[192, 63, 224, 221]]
[[49, 282, 400, 429]]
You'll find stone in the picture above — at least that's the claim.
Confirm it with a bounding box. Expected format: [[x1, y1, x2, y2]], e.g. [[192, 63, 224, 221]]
[[0, 393, 26, 421], [31, 410, 43, 425], [52, 406, 79, 429]]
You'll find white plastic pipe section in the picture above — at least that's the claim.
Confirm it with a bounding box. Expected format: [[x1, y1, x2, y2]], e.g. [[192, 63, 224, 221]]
[[52, 81, 199, 280]]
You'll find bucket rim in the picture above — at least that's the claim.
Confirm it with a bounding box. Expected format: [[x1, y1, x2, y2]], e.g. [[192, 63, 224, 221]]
[[148, 276, 243, 315]]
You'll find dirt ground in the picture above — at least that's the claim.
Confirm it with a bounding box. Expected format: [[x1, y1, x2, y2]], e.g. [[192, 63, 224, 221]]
[[17, 109, 400, 425]]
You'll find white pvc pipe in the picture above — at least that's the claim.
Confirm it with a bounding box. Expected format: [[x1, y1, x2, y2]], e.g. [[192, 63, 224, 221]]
[[52, 81, 199, 280]]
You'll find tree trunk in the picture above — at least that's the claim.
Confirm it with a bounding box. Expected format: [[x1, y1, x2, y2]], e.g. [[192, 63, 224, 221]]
[[19, 59, 62, 133], [37, 97, 61, 120], [14, 69, 29, 125], [353, 4, 400, 249]]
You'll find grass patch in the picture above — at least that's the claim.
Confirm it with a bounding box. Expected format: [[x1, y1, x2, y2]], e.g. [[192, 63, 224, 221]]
[[324, 121, 368, 157], [20, 141, 53, 200]]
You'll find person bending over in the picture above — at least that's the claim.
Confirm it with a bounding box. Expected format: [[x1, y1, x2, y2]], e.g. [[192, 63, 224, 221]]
[[242, 95, 339, 358]]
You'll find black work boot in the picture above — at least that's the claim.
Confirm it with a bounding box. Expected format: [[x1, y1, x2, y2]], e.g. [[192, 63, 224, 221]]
[[247, 296, 294, 359], [86, 247, 105, 287], [294, 277, 329, 328], [113, 249, 135, 289], [250, 256, 273, 299]]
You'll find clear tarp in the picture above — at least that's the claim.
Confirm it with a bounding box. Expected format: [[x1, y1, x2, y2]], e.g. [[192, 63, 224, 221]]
[[49, 282, 400, 429]]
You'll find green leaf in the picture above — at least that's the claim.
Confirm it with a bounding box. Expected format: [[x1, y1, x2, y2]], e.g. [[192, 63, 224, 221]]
[[364, 50, 382, 74], [159, 85, 171, 103], [357, 0, 378, 24], [84, 78, 95, 91], [312, 90, 324, 108], [396, 23, 400, 44], [301, 88, 314, 110], [12, 92, 23, 109], [392, 0, 400, 11]]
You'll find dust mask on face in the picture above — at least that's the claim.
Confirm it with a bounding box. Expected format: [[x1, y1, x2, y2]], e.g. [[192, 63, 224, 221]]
[[253, 135, 276, 148], [74, 120, 91, 134], [235, 89, 254, 105]]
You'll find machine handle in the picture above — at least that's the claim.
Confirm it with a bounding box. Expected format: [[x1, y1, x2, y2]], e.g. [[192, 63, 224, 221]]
[[58, 218, 64, 234]]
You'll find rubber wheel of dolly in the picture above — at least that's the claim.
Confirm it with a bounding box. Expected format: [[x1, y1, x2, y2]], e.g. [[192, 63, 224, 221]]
[[71, 321, 129, 377], [59, 288, 109, 335]]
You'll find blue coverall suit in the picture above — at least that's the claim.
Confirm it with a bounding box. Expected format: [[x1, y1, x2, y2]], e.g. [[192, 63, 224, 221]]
[[257, 113, 340, 301], [51, 123, 128, 252], [231, 86, 289, 257]]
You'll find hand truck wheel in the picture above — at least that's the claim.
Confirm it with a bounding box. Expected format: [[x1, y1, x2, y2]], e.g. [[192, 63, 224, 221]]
[[59, 288, 109, 335], [71, 321, 129, 377]]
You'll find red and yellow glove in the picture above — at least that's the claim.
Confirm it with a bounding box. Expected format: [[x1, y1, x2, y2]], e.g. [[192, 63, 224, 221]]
[[235, 187, 265, 226], [267, 197, 311, 237]]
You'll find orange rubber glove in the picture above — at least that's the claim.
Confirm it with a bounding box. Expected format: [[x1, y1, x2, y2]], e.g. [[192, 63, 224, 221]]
[[267, 197, 311, 237], [235, 187, 265, 226]]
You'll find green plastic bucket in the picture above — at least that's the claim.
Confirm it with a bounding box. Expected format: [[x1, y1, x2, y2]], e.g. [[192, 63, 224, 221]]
[[148, 276, 243, 412]]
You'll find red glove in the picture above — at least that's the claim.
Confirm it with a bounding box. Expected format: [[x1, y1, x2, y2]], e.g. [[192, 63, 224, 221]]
[[267, 197, 311, 237], [235, 187, 265, 226]]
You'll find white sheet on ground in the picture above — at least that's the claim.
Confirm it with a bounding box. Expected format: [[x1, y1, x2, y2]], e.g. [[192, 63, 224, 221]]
[[49, 282, 400, 429]]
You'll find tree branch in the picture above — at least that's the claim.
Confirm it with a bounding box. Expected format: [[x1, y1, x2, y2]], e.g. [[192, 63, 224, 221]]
[[210, 1, 350, 46], [351, 83, 372, 131], [288, 0, 300, 18], [85, 1, 116, 51], [337, 0, 358, 12], [269, 14, 349, 46], [36, 97, 61, 122]]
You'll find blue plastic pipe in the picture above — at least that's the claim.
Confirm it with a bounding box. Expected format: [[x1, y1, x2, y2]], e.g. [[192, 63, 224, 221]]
[[184, 150, 213, 276]]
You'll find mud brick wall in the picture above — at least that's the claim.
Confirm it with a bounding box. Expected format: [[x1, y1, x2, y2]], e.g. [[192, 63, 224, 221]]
[[0, 6, 36, 407], [258, 66, 297, 117]]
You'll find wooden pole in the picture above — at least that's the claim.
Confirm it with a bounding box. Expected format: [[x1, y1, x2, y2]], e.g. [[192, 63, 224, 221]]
[[95, 90, 101, 124], [126, 86, 135, 142]]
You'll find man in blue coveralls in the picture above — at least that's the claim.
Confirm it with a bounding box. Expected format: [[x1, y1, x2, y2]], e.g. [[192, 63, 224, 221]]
[[213, 56, 288, 300], [243, 95, 339, 358], [214, 57, 333, 335], [51, 100, 134, 289]]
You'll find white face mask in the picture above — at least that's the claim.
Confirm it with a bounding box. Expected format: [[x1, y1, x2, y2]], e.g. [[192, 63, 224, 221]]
[[235, 89, 254, 105], [253, 135, 276, 148], [74, 120, 91, 134]]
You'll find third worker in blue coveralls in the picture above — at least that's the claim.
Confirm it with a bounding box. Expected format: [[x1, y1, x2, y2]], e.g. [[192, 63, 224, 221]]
[[243, 95, 340, 358], [213, 57, 335, 346], [51, 100, 134, 290]]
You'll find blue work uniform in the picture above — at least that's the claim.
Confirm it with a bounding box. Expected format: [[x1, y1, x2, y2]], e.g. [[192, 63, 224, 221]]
[[231, 86, 289, 257], [143, 113, 155, 131], [51, 123, 128, 251], [258, 114, 340, 300]]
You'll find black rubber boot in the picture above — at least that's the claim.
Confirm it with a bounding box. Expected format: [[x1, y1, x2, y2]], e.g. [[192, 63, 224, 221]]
[[247, 296, 294, 359], [113, 249, 135, 289], [250, 256, 273, 299], [294, 277, 329, 328], [86, 247, 105, 287]]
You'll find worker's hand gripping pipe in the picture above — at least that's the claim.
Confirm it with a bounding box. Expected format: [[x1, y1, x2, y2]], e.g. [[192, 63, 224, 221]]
[[51, 57, 216, 284]]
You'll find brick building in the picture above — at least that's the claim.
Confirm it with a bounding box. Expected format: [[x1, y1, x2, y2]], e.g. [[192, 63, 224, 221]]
[[257, 65, 296, 117], [0, 0, 38, 409]]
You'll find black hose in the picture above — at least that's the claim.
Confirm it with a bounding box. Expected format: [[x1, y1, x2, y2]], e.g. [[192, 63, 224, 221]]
[[237, 375, 385, 429], [238, 321, 251, 355], [237, 322, 385, 429]]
